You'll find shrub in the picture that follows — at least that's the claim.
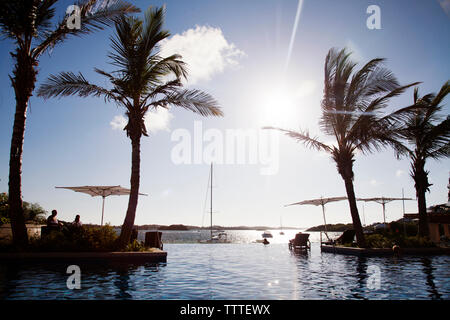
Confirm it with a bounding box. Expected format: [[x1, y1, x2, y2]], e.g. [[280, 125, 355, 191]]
[[28, 224, 119, 252], [365, 233, 435, 248], [400, 236, 435, 248], [366, 234, 394, 248], [0, 192, 47, 225], [125, 239, 147, 252]]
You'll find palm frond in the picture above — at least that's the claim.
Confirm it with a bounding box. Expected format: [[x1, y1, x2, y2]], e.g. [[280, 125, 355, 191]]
[[431, 80, 450, 107], [37, 71, 117, 102], [426, 142, 450, 160], [422, 116, 450, 159], [147, 54, 188, 82], [139, 6, 169, 57], [32, 0, 139, 58], [0, 0, 56, 41], [141, 79, 182, 103], [263, 127, 332, 153], [347, 82, 420, 145], [150, 89, 223, 117], [392, 81, 450, 164]]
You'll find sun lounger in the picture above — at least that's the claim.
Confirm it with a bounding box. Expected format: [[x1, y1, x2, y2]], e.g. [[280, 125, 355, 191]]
[[289, 232, 310, 251], [334, 229, 355, 245]]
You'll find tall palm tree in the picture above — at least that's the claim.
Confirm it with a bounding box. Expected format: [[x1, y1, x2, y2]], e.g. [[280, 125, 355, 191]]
[[265, 48, 419, 247], [37, 6, 223, 248], [392, 81, 449, 237], [0, 0, 138, 248]]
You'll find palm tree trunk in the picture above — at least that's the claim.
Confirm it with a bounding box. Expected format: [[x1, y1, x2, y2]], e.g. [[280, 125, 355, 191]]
[[8, 101, 29, 248], [417, 187, 429, 237], [342, 176, 366, 248], [117, 133, 141, 248], [336, 155, 366, 247], [412, 161, 429, 237], [8, 50, 37, 248]]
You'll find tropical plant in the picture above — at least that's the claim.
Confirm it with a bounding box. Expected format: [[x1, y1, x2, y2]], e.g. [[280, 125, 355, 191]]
[[0, 0, 138, 248], [265, 48, 418, 247], [0, 193, 9, 225], [37, 6, 223, 248], [391, 81, 449, 237], [1, 192, 49, 225], [26, 224, 119, 252]]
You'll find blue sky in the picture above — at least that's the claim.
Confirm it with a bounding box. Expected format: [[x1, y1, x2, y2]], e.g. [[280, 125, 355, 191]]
[[0, 0, 449, 228]]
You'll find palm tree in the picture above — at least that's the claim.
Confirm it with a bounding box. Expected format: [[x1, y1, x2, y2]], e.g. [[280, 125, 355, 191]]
[[392, 81, 449, 237], [265, 48, 418, 247], [0, 0, 138, 248], [37, 6, 223, 248]]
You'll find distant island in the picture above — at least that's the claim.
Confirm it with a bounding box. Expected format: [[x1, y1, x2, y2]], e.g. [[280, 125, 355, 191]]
[[306, 223, 354, 232], [105, 224, 303, 231], [63, 222, 354, 232]]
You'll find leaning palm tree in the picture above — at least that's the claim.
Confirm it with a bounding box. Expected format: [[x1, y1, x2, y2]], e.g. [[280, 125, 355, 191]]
[[0, 0, 138, 248], [38, 6, 223, 248], [392, 81, 449, 237], [265, 48, 418, 247]]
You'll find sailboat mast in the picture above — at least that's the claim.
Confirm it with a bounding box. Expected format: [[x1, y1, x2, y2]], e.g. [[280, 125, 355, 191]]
[[210, 162, 213, 240]]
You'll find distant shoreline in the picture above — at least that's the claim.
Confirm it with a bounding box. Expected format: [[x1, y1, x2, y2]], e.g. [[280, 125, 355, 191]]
[[305, 223, 353, 232], [102, 224, 305, 231]]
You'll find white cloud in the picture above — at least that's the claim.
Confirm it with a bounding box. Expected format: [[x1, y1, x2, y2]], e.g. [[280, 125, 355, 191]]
[[396, 169, 405, 178], [110, 108, 173, 134], [160, 25, 245, 85], [370, 179, 378, 186], [345, 39, 364, 63], [110, 115, 127, 130], [144, 108, 174, 133]]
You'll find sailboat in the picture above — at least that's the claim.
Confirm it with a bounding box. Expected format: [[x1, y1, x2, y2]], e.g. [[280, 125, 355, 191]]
[[279, 216, 285, 235], [199, 163, 230, 243]]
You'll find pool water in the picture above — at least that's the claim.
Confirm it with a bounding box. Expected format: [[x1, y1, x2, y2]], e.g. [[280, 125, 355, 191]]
[[0, 240, 449, 300]]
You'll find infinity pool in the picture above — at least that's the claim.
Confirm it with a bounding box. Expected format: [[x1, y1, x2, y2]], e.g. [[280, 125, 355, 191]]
[[1, 242, 449, 300]]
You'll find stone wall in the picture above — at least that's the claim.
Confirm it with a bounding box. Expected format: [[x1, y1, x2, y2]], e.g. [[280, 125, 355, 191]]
[[0, 224, 44, 242]]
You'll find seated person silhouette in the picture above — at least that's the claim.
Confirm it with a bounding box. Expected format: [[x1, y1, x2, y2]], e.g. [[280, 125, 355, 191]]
[[72, 214, 83, 228], [47, 210, 63, 230]]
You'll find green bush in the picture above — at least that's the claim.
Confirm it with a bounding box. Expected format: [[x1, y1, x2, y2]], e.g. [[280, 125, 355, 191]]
[[366, 234, 394, 248], [28, 224, 119, 252], [0, 193, 8, 225], [125, 239, 147, 252], [0, 192, 47, 225], [401, 236, 435, 248], [0, 216, 9, 225], [365, 233, 435, 248]]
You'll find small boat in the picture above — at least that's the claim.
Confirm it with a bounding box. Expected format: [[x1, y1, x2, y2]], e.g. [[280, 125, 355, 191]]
[[200, 232, 230, 243], [279, 216, 284, 235], [198, 163, 230, 244], [261, 231, 273, 238]]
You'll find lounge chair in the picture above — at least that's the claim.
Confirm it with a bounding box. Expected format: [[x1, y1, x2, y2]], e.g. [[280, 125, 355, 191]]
[[334, 229, 355, 245], [145, 231, 163, 250], [289, 232, 310, 251]]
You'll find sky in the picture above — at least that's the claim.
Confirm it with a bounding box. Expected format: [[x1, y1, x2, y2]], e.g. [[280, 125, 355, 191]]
[[0, 0, 449, 228]]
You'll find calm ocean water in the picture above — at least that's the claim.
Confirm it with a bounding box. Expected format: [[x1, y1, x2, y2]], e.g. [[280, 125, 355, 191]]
[[0, 230, 449, 300]]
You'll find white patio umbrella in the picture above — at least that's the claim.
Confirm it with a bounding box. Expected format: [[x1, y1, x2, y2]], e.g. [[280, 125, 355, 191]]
[[56, 185, 148, 225], [357, 197, 413, 224], [285, 196, 348, 240]]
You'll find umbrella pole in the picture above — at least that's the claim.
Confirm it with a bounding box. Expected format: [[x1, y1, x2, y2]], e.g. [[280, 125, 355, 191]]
[[321, 204, 330, 240], [382, 202, 386, 224], [101, 196, 105, 226]]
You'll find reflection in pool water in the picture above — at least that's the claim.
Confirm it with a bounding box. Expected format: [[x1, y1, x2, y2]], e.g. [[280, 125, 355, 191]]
[[0, 231, 449, 300]]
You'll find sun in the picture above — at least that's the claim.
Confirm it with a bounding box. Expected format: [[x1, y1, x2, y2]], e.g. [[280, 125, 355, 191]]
[[259, 86, 297, 127]]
